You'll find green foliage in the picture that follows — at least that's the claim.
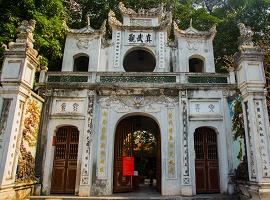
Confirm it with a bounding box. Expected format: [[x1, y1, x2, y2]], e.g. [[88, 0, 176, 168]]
[[232, 96, 245, 140], [0, 0, 67, 70], [231, 95, 246, 162], [0, 0, 269, 72], [237, 140, 243, 161]]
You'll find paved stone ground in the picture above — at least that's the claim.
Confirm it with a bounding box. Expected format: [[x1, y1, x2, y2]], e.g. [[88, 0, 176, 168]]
[[30, 195, 239, 200], [30, 186, 239, 200]]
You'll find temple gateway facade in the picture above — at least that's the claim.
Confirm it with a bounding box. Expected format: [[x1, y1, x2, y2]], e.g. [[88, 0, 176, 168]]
[[0, 3, 270, 199]]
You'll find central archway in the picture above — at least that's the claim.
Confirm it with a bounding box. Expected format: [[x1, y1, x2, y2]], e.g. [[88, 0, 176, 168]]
[[113, 115, 161, 193], [123, 49, 156, 72]]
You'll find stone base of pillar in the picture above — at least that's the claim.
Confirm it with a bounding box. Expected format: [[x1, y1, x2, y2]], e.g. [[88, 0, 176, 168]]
[[237, 181, 270, 200], [0, 182, 36, 200], [181, 185, 193, 196], [79, 185, 91, 197], [34, 183, 42, 196]]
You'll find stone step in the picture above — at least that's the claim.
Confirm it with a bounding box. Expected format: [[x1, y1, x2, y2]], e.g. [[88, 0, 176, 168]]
[[29, 194, 239, 200]]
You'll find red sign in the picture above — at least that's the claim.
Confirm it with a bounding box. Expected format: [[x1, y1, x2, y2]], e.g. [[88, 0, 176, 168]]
[[122, 156, 134, 176]]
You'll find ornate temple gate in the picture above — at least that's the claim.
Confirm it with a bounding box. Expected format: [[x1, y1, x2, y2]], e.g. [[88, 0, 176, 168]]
[[113, 116, 161, 193], [51, 126, 79, 194], [194, 127, 220, 193]]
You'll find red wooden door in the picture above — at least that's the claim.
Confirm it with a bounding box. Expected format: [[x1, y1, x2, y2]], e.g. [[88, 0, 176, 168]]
[[156, 133, 161, 193], [195, 127, 220, 193], [113, 120, 134, 193], [113, 116, 161, 193], [51, 126, 79, 194]]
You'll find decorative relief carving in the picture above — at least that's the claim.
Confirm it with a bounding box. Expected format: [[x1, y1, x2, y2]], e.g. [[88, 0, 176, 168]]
[[98, 94, 178, 112], [130, 19, 152, 26], [186, 40, 199, 50], [181, 91, 190, 184], [254, 100, 270, 178], [76, 39, 89, 49], [167, 109, 176, 179], [80, 90, 95, 185], [16, 100, 41, 182], [97, 109, 108, 179]]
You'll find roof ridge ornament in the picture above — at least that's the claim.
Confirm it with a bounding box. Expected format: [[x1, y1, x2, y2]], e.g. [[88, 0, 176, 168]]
[[238, 23, 254, 47], [189, 18, 193, 28], [119, 2, 136, 15], [108, 10, 123, 29], [86, 13, 91, 28], [236, 22, 261, 53], [173, 21, 216, 40], [118, 1, 164, 17], [3, 19, 38, 55]]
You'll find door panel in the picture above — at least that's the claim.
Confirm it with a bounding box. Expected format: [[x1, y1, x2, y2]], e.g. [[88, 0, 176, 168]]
[[114, 157, 133, 192], [114, 120, 133, 193], [113, 116, 161, 193], [195, 127, 220, 194], [156, 133, 161, 192], [51, 127, 79, 194]]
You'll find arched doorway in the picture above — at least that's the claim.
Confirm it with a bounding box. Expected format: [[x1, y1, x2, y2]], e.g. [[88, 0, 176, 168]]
[[113, 116, 161, 193], [123, 49, 156, 72], [194, 127, 220, 193], [51, 126, 79, 194]]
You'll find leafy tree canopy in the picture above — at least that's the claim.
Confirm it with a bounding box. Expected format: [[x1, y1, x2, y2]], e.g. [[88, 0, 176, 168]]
[[0, 0, 269, 71], [0, 0, 67, 70]]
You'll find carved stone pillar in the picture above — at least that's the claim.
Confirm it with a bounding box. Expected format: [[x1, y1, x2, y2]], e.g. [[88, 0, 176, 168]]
[[235, 23, 270, 199], [0, 20, 40, 188], [79, 90, 96, 196], [180, 90, 192, 196]]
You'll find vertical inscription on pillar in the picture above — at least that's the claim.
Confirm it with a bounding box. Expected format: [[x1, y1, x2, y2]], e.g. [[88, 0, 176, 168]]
[[244, 101, 256, 180], [0, 99, 12, 138], [167, 109, 176, 179], [254, 100, 270, 178], [80, 91, 95, 185], [97, 109, 108, 179], [114, 31, 121, 68], [158, 32, 165, 69], [181, 91, 190, 185]]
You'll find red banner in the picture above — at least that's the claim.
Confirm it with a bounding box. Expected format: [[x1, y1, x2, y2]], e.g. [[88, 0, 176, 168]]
[[122, 156, 134, 176]]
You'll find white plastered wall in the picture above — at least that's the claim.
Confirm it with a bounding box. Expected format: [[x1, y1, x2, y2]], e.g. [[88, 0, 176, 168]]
[[177, 37, 215, 73], [92, 99, 182, 195], [61, 35, 102, 72], [41, 118, 85, 195], [187, 90, 231, 195], [107, 29, 170, 72]]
